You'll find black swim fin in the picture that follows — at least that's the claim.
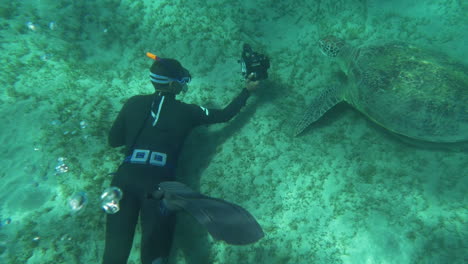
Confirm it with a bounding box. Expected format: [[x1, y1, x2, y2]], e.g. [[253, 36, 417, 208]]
[[152, 181, 264, 245]]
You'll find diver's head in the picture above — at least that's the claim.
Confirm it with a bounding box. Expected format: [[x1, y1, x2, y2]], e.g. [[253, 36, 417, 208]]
[[149, 55, 191, 94]]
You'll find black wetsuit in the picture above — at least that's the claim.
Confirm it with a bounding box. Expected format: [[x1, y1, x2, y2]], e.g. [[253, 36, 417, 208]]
[[103, 89, 250, 264]]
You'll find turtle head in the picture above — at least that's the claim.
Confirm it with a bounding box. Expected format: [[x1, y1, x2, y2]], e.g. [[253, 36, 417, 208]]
[[318, 36, 345, 57]]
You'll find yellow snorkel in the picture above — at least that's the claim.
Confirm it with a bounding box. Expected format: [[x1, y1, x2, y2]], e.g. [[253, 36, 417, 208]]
[[146, 52, 159, 61]]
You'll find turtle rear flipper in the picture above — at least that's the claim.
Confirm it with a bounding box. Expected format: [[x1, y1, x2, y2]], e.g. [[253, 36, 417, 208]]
[[294, 85, 344, 136]]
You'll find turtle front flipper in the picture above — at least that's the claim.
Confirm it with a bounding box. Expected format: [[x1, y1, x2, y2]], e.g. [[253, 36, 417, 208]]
[[294, 85, 345, 136]]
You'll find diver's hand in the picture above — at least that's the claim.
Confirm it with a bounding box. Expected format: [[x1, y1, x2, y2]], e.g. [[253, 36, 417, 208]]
[[245, 73, 260, 92]]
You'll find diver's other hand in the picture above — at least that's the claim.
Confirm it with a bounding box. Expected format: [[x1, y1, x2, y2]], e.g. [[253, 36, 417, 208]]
[[245, 73, 260, 92]]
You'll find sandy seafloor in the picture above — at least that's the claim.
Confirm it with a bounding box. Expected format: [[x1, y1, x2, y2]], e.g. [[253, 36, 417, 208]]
[[0, 0, 467, 263]]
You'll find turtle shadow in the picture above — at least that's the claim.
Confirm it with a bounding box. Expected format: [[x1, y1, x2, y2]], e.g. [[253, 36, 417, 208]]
[[357, 112, 468, 153], [298, 102, 468, 153]]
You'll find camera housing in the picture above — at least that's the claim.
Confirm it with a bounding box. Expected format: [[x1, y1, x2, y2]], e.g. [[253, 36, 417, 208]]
[[240, 44, 270, 81]]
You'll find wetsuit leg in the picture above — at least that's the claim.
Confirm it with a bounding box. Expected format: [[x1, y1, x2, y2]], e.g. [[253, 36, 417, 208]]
[[140, 196, 176, 264], [102, 189, 140, 264]]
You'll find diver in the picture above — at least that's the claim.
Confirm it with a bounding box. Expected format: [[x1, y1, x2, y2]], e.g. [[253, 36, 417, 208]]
[[102, 51, 265, 264]]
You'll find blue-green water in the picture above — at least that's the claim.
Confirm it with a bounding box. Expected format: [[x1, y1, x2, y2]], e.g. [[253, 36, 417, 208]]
[[0, 0, 466, 263]]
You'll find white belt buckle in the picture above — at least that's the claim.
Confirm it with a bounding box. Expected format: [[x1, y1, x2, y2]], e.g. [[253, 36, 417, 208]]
[[149, 151, 167, 166], [130, 149, 150, 164]]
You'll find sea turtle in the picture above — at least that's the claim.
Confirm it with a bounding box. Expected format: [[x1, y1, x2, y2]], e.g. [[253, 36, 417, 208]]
[[294, 36, 468, 143]]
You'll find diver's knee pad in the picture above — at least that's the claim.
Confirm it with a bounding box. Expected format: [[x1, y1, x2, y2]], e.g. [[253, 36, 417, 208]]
[[152, 257, 168, 264]]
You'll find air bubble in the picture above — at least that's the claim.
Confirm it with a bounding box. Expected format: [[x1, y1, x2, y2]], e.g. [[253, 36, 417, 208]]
[[101, 187, 123, 214], [68, 192, 88, 212]]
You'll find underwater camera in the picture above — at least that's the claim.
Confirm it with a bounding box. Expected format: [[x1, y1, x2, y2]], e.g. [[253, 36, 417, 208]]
[[240, 44, 270, 81]]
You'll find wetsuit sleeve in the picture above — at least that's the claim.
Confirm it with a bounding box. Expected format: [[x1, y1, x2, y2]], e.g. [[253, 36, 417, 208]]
[[108, 99, 131, 147], [191, 88, 251, 125]]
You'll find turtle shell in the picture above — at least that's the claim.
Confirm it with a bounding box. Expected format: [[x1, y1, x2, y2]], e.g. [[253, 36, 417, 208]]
[[342, 43, 468, 143]]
